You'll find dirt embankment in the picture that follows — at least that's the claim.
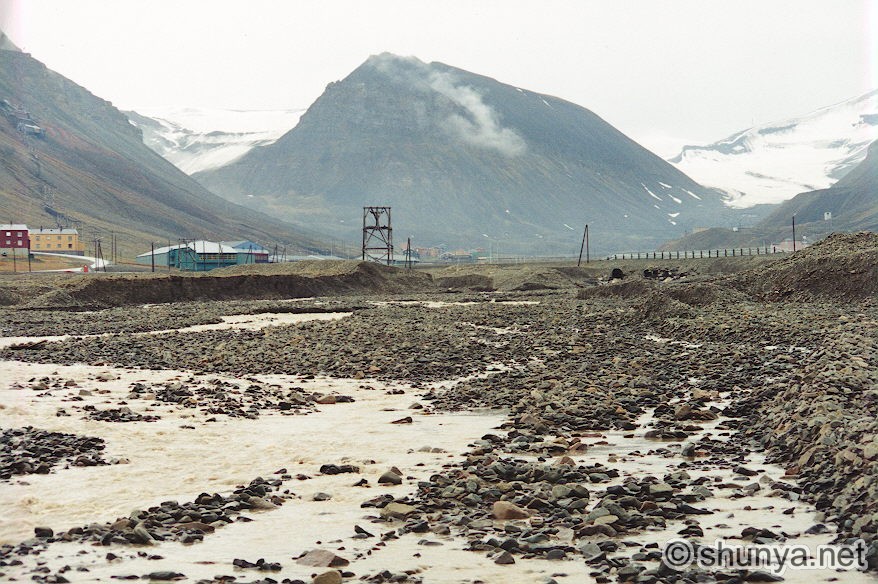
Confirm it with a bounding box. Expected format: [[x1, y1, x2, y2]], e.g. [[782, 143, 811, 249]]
[[5, 261, 433, 310], [732, 231, 878, 300]]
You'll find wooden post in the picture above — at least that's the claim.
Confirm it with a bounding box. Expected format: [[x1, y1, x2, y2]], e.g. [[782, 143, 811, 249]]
[[577, 224, 587, 267], [792, 216, 796, 252], [151, 242, 155, 272]]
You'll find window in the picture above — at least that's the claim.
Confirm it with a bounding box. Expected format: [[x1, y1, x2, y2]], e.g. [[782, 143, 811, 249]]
[[34, 244, 40, 249], [68, 236, 73, 241], [4, 232, 9, 237], [68, 244, 72, 249]]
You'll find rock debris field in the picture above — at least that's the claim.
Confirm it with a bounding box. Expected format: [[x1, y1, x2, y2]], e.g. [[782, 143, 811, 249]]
[[0, 232, 876, 584]]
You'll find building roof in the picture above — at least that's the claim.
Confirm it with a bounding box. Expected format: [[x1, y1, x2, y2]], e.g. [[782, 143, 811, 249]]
[[31, 228, 79, 235], [0, 224, 28, 231], [136, 240, 242, 258]]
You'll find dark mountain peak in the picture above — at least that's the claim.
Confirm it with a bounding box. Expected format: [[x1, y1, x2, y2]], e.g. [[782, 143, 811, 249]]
[[196, 56, 733, 251], [0, 30, 22, 53]]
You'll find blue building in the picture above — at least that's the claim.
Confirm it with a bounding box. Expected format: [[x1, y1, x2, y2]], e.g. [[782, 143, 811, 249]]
[[135, 240, 269, 271]]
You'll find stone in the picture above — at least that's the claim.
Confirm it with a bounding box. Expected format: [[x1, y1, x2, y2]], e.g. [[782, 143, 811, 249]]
[[378, 470, 403, 485], [494, 551, 515, 565], [312, 570, 343, 584], [248, 496, 278, 510], [132, 522, 154, 545], [493, 501, 530, 520], [34, 526, 54, 538], [145, 572, 185, 581], [380, 502, 418, 519], [649, 483, 674, 496], [296, 549, 350, 568]]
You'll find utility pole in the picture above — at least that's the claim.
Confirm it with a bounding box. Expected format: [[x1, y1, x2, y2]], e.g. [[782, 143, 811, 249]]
[[577, 224, 589, 266], [151, 242, 155, 272], [792, 216, 796, 252]]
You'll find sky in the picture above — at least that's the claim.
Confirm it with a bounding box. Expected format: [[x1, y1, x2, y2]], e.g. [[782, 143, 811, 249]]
[[1, 0, 875, 157]]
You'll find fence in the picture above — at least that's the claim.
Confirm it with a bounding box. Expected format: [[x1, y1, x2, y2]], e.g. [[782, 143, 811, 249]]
[[609, 246, 791, 261]]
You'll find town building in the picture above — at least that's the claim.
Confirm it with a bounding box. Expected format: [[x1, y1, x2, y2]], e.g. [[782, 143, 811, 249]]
[[0, 224, 29, 250], [29, 228, 85, 255], [135, 240, 270, 271]]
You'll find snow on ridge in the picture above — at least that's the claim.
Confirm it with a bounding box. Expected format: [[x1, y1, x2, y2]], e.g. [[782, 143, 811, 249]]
[[129, 106, 305, 174], [668, 194, 682, 204], [670, 89, 878, 207]]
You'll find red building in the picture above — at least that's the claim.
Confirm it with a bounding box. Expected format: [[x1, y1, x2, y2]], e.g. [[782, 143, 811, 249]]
[[0, 224, 29, 250]]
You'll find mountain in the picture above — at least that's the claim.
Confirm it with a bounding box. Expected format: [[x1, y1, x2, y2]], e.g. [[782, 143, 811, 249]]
[[670, 90, 878, 207], [125, 108, 304, 174], [0, 39, 325, 257], [0, 31, 21, 52], [761, 139, 877, 231], [194, 53, 735, 253], [659, 140, 877, 251]]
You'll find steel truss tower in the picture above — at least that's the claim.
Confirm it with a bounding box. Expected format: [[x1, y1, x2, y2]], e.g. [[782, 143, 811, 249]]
[[362, 206, 393, 265]]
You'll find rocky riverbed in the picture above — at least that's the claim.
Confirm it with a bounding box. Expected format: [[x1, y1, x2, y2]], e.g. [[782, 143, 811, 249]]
[[0, 233, 875, 583]]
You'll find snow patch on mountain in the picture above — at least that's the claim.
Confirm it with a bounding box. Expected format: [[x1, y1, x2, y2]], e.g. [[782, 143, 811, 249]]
[[670, 90, 878, 207], [127, 107, 304, 174]]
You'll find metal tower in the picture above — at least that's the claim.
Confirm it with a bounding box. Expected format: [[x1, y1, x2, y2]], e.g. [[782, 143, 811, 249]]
[[362, 206, 393, 265]]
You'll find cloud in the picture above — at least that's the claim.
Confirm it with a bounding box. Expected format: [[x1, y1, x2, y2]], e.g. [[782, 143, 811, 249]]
[[368, 54, 526, 157], [428, 72, 526, 157]]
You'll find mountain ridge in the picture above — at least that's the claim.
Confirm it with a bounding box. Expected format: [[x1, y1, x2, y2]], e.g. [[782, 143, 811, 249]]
[[0, 44, 325, 257], [195, 53, 736, 253], [670, 89, 878, 207]]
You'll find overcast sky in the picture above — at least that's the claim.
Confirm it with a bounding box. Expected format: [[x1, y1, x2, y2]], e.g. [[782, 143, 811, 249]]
[[1, 0, 875, 156]]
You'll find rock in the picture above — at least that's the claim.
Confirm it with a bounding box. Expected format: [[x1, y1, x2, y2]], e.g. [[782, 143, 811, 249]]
[[391, 416, 413, 424], [592, 514, 618, 526], [492, 501, 530, 520], [312, 570, 342, 584], [378, 470, 403, 485], [649, 483, 674, 496], [380, 502, 418, 519], [248, 496, 278, 510], [132, 522, 154, 545], [312, 492, 332, 501], [744, 571, 784, 582], [296, 549, 350, 568], [315, 394, 336, 405], [494, 551, 515, 565], [145, 572, 185, 581], [34, 526, 54, 538]]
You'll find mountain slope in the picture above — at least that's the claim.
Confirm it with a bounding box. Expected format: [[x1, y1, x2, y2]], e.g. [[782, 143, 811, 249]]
[[760, 139, 877, 231], [670, 90, 878, 207], [0, 43, 325, 257], [125, 108, 304, 174], [659, 140, 877, 251], [195, 54, 733, 253]]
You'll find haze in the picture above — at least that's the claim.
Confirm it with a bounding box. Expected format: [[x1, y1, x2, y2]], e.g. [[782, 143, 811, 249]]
[[0, 0, 874, 156]]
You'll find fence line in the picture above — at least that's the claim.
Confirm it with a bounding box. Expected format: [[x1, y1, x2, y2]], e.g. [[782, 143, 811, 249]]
[[609, 246, 790, 261]]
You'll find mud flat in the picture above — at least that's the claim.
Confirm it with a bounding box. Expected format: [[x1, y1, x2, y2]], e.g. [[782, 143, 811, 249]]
[[0, 233, 876, 583]]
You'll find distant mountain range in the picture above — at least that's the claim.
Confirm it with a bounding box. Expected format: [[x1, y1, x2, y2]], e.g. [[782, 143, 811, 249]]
[[125, 108, 304, 174], [670, 90, 878, 206], [661, 138, 877, 251], [191, 53, 740, 253], [0, 35, 324, 257]]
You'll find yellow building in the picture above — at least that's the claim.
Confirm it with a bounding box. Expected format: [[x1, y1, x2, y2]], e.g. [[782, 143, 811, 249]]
[[30, 228, 85, 255]]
